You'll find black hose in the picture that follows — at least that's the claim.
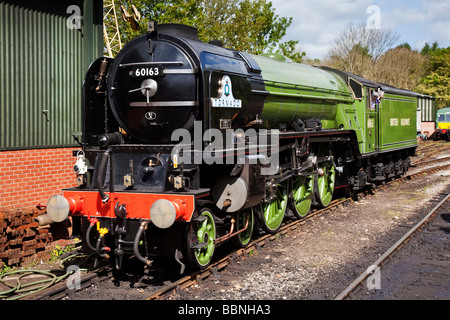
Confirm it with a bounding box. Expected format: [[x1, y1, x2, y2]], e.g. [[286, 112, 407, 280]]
[[85, 223, 97, 252], [133, 221, 152, 266], [97, 152, 109, 203], [95, 235, 109, 258]]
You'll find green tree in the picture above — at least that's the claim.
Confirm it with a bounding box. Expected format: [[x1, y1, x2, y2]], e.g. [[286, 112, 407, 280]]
[[396, 42, 412, 50], [108, 0, 296, 56], [420, 41, 439, 56], [416, 47, 450, 109], [232, 0, 292, 54], [276, 40, 305, 63], [112, 0, 201, 45]]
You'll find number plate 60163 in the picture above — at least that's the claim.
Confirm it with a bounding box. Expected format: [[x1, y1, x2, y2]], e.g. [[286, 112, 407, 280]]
[[131, 66, 164, 77]]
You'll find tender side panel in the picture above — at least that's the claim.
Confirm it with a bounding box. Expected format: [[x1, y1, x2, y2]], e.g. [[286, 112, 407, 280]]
[[379, 94, 418, 152]]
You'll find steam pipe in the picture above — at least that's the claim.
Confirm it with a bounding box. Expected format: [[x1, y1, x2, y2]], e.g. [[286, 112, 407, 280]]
[[215, 213, 250, 245]]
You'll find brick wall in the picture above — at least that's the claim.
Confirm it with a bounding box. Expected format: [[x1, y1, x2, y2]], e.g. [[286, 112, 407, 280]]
[[0, 148, 79, 209]]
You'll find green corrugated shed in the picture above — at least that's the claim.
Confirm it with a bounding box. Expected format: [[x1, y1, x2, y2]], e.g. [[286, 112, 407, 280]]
[[0, 0, 103, 150]]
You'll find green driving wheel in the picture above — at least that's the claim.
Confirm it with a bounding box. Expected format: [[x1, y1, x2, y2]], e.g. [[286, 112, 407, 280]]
[[259, 181, 288, 234], [187, 208, 216, 269], [315, 161, 336, 208], [232, 209, 254, 248], [291, 174, 314, 218]]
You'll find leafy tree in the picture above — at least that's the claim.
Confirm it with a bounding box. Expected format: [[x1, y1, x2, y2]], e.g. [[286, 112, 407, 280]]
[[275, 40, 305, 63], [303, 57, 322, 66], [396, 43, 411, 50], [416, 47, 450, 109], [110, 0, 201, 45], [107, 0, 296, 56], [420, 41, 439, 56]]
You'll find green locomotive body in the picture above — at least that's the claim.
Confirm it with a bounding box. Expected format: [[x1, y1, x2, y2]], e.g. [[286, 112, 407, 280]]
[[46, 24, 421, 271], [250, 55, 417, 158], [253, 54, 353, 129]]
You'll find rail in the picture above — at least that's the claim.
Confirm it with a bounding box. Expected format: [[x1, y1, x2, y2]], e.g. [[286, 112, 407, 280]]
[[335, 191, 450, 300]]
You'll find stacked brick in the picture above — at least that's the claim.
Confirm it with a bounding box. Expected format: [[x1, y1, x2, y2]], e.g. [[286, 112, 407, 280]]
[[0, 207, 54, 268]]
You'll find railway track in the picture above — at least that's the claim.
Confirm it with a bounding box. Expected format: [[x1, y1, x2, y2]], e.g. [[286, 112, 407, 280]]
[[5, 154, 450, 301], [21, 265, 113, 300], [335, 190, 450, 300], [415, 140, 449, 157], [146, 162, 450, 300], [412, 155, 450, 168], [16, 197, 352, 301], [412, 140, 450, 168], [145, 197, 352, 300]]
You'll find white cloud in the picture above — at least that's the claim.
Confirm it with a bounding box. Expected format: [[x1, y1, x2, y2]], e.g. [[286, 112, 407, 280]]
[[272, 0, 450, 59], [382, 0, 450, 49], [272, 0, 374, 59]]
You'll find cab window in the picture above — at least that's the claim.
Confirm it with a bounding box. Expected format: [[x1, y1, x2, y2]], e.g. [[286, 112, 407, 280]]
[[349, 78, 363, 99]]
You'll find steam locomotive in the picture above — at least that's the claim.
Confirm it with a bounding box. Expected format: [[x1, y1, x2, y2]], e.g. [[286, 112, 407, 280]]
[[45, 23, 417, 272]]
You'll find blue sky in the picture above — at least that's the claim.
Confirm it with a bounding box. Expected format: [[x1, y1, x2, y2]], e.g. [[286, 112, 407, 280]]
[[271, 0, 450, 60]]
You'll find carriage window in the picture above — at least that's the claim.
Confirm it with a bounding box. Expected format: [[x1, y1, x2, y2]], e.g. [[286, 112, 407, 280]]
[[349, 78, 363, 99], [438, 114, 446, 122]]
